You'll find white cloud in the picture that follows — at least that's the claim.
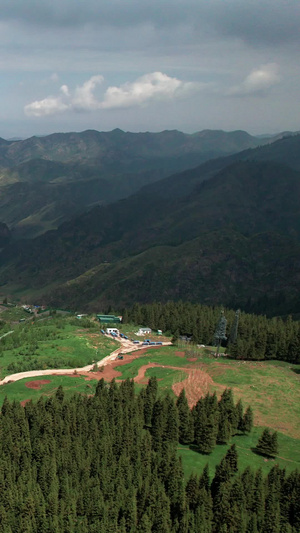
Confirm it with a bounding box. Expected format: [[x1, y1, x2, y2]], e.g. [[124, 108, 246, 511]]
[[24, 95, 70, 117], [25, 76, 104, 117], [227, 63, 280, 96], [60, 84, 70, 97], [72, 75, 104, 110], [24, 72, 199, 117], [101, 71, 198, 109]]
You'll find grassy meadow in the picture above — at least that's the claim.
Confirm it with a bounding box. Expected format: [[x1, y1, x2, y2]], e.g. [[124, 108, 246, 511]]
[[0, 311, 299, 480], [0, 311, 117, 379], [0, 374, 99, 404]]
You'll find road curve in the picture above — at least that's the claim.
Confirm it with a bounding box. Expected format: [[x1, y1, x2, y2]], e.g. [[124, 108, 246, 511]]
[[0, 335, 172, 386]]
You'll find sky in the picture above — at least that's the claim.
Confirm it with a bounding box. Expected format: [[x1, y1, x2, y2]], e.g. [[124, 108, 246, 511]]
[[0, 0, 299, 138]]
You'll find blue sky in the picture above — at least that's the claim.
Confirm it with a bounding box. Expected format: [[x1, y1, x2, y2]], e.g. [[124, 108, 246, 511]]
[[0, 0, 299, 138]]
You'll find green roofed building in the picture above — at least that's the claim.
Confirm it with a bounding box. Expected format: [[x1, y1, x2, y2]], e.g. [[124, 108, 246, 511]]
[[96, 314, 122, 324]]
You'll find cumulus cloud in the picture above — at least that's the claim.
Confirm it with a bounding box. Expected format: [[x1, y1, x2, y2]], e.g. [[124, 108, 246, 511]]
[[72, 75, 104, 109], [24, 72, 199, 116], [227, 63, 280, 96], [24, 95, 70, 117], [101, 72, 198, 109], [25, 75, 104, 116]]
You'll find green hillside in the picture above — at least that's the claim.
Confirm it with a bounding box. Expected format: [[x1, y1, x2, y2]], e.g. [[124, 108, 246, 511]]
[[1, 134, 300, 315], [0, 128, 266, 238]]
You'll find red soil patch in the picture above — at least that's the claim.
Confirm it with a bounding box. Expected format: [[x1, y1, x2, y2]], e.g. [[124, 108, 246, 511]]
[[53, 348, 219, 408], [25, 379, 51, 390], [175, 351, 186, 358], [20, 399, 31, 407], [134, 363, 162, 384], [74, 351, 148, 382], [172, 369, 217, 408], [187, 357, 197, 362]]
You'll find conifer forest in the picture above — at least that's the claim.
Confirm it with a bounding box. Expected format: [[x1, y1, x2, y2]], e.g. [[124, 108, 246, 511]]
[[0, 378, 299, 533], [123, 302, 300, 363]]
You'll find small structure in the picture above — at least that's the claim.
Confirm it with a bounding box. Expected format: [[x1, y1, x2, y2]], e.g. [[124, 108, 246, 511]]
[[179, 335, 192, 343], [157, 329, 163, 335], [76, 314, 88, 319], [137, 327, 152, 336], [106, 327, 120, 335], [97, 314, 122, 324]]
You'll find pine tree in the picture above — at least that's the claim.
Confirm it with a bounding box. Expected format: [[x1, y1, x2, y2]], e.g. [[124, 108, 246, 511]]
[[255, 429, 278, 457], [176, 389, 193, 444], [229, 309, 240, 345], [226, 444, 238, 474], [235, 399, 244, 432], [214, 310, 227, 356], [186, 474, 200, 512], [241, 406, 253, 434]]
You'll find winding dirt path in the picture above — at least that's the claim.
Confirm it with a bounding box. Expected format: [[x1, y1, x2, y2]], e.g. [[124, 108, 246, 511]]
[[0, 333, 222, 410], [0, 336, 171, 386], [132, 362, 220, 407]]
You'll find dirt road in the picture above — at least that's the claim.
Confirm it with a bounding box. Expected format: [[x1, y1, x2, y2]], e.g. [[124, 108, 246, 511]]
[[0, 334, 172, 385]]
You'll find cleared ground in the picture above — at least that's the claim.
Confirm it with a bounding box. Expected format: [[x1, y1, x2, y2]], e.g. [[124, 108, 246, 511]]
[[0, 327, 299, 478]]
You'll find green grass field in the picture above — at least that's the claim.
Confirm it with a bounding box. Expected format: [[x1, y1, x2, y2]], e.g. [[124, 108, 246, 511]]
[[114, 348, 299, 436], [0, 374, 99, 404], [112, 345, 300, 477], [0, 305, 29, 322], [178, 426, 300, 479], [0, 325, 299, 480], [0, 316, 117, 379], [199, 357, 300, 439]]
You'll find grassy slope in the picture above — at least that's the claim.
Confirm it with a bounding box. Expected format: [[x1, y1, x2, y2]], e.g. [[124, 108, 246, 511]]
[[178, 427, 300, 478], [0, 314, 117, 379], [112, 347, 300, 476], [0, 374, 99, 404], [0, 337, 299, 479]]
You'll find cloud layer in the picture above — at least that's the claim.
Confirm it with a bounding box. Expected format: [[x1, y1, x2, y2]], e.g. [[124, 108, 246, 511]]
[[1, 0, 300, 47], [228, 63, 280, 96], [1, 0, 300, 136], [25, 72, 199, 117]]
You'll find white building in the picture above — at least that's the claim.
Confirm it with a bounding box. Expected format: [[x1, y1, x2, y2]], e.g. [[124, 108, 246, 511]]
[[106, 328, 120, 335], [137, 327, 152, 336]]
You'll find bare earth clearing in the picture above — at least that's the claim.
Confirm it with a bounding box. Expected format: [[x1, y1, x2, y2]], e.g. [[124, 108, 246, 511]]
[[25, 380, 51, 390]]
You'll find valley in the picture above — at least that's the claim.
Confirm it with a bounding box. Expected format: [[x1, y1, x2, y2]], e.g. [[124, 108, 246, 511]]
[[1, 132, 300, 316]]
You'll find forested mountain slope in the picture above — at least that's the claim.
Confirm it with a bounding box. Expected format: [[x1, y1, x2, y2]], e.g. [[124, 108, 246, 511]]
[[0, 128, 268, 238], [1, 134, 300, 315]]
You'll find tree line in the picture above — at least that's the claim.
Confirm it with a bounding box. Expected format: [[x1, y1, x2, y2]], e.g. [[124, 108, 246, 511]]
[[0, 379, 298, 532], [122, 302, 300, 363]]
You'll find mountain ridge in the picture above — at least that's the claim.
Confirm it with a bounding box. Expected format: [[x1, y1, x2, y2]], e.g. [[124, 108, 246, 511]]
[[0, 127, 275, 239], [1, 134, 300, 315]]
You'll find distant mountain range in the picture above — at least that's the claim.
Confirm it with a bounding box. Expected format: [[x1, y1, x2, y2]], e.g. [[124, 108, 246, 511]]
[[1, 132, 300, 316], [0, 128, 284, 239]]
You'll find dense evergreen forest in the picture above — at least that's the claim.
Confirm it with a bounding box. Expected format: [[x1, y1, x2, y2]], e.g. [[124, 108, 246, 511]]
[[123, 302, 300, 363], [0, 379, 299, 532]]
